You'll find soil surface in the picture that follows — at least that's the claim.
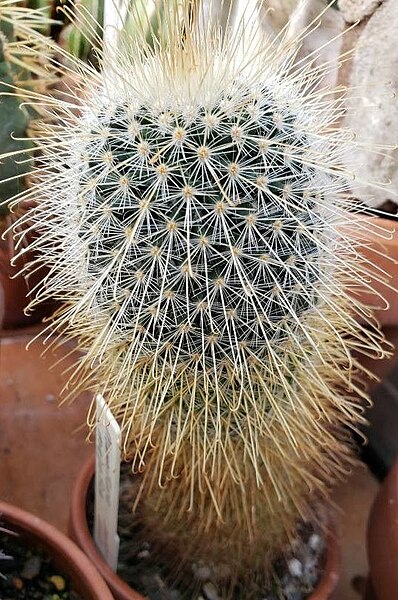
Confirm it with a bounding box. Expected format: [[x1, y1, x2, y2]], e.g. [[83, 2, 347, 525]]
[[0, 526, 82, 600], [88, 465, 328, 600]]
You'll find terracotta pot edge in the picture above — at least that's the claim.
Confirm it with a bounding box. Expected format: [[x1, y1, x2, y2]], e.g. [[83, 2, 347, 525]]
[[366, 459, 398, 598], [0, 498, 113, 600], [69, 453, 145, 600]]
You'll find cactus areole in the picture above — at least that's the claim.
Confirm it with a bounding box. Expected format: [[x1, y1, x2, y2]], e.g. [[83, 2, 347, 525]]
[[2, 1, 388, 595], [0, 0, 56, 218]]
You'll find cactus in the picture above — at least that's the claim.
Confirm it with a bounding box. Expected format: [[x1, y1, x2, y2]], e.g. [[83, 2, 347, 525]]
[[2, 1, 388, 597], [0, 0, 56, 219], [56, 0, 104, 65]]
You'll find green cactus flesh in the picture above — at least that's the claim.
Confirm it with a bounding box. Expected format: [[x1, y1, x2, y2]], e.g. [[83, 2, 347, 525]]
[[0, 33, 33, 216]]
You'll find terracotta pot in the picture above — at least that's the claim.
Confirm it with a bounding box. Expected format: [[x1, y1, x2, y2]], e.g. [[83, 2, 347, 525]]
[[0, 231, 54, 329], [0, 499, 113, 600], [0, 282, 4, 327], [69, 455, 340, 600], [354, 215, 398, 327], [69, 455, 145, 600], [366, 458, 398, 599]]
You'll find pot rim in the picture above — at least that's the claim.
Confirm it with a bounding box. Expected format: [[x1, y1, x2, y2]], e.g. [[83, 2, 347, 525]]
[[367, 457, 398, 598], [70, 454, 340, 600], [0, 498, 113, 600], [70, 453, 145, 600]]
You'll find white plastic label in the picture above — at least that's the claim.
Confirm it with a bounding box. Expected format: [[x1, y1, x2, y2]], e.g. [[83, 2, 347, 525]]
[[94, 394, 121, 571]]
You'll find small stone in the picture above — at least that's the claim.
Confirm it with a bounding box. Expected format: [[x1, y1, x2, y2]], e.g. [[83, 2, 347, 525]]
[[309, 533, 321, 551], [21, 555, 41, 579], [288, 558, 303, 578], [152, 573, 167, 591], [202, 581, 221, 600], [282, 580, 300, 596], [290, 537, 300, 551], [12, 577, 24, 590], [338, 0, 383, 23], [141, 541, 150, 550], [48, 575, 66, 591], [192, 561, 212, 580], [304, 556, 317, 570], [285, 594, 302, 600]]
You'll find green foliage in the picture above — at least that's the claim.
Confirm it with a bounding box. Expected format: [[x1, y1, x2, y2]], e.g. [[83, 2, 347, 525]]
[[0, 24, 33, 216], [59, 0, 104, 65], [0, 0, 58, 218]]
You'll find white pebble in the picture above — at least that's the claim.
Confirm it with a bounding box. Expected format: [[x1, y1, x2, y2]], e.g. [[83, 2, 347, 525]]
[[282, 581, 299, 596], [309, 533, 321, 551], [203, 581, 221, 600], [304, 556, 316, 571], [192, 563, 212, 580], [288, 558, 303, 578]]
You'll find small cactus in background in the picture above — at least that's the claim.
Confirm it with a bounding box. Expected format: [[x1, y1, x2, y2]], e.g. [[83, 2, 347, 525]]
[[0, 0, 58, 329], [0, 31, 32, 217], [22, 0, 104, 64], [57, 0, 104, 65], [0, 0, 108, 223], [2, 0, 388, 596], [0, 0, 56, 220]]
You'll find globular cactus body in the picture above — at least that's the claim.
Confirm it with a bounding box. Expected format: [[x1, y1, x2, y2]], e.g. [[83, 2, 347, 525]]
[[82, 91, 320, 351], [2, 2, 388, 597]]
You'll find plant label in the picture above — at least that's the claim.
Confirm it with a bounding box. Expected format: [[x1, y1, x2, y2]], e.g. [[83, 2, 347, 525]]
[[94, 394, 121, 571]]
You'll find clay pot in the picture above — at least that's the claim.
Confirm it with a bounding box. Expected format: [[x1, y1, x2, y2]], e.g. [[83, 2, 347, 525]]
[[69, 455, 145, 600], [69, 455, 340, 600], [0, 499, 113, 600], [366, 458, 398, 599]]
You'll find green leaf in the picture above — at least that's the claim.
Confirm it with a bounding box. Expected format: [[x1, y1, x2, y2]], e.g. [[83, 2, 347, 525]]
[[0, 35, 33, 215]]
